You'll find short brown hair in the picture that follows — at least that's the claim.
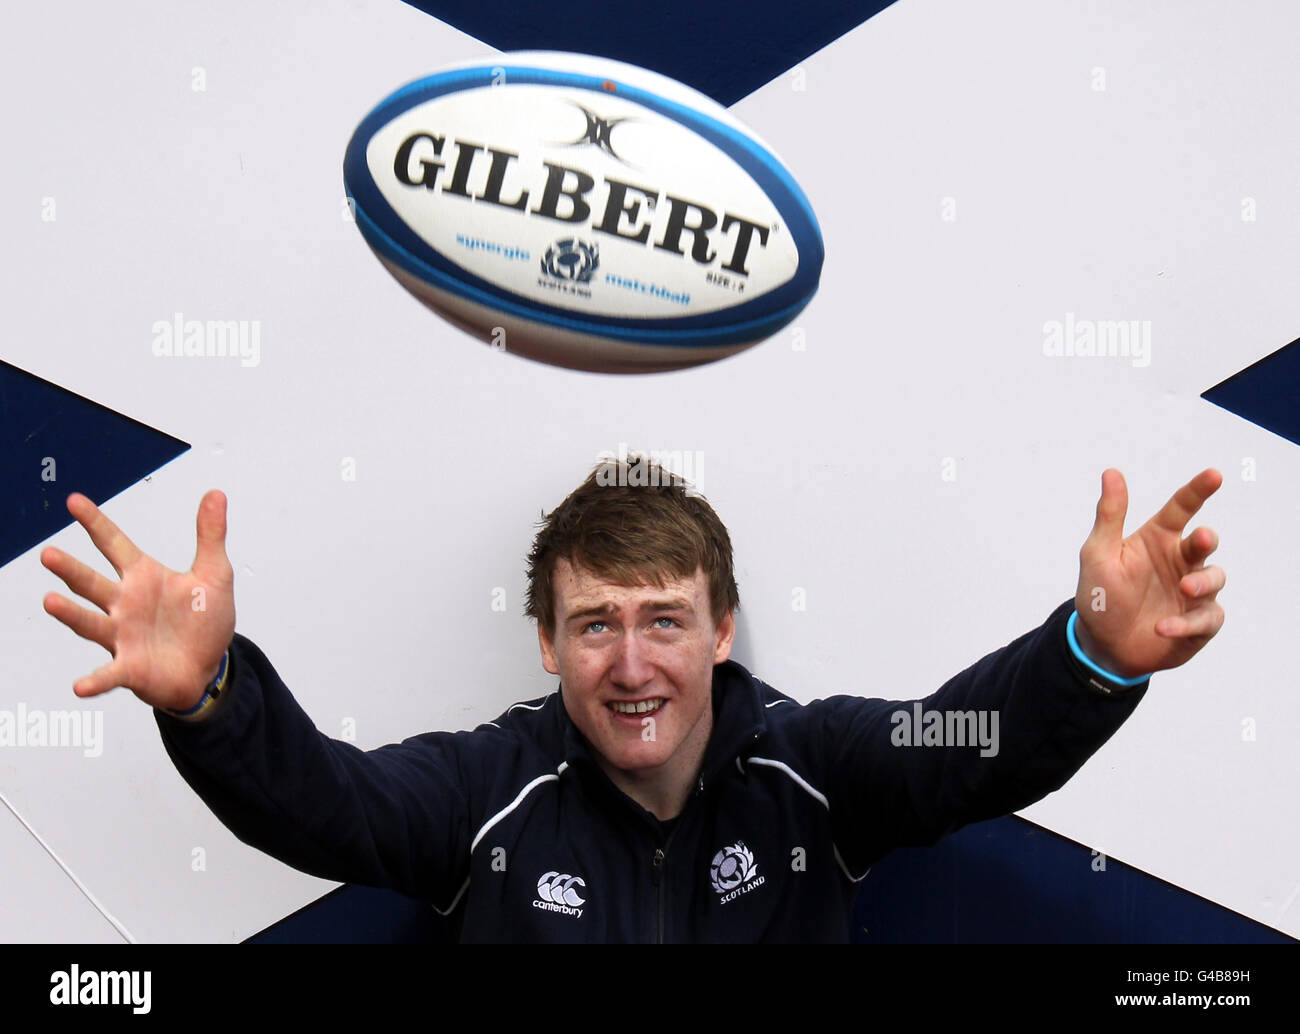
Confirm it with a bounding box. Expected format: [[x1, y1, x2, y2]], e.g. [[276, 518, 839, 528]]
[[525, 452, 740, 638]]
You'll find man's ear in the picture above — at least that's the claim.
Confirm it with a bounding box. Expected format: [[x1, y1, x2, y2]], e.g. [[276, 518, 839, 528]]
[[713, 609, 736, 665], [538, 622, 560, 675]]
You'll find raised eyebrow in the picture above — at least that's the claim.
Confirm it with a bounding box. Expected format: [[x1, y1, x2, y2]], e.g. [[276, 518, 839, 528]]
[[566, 604, 614, 625], [643, 596, 693, 612], [565, 597, 696, 624]]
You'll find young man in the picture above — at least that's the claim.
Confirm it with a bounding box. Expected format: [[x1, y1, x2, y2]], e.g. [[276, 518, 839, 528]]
[[40, 455, 1226, 942]]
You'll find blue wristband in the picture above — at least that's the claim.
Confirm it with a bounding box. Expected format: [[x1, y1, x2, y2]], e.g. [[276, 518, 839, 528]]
[[163, 650, 229, 718], [1066, 610, 1150, 687]]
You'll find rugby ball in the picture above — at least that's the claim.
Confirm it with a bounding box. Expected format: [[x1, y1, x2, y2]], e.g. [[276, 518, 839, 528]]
[[343, 51, 823, 373]]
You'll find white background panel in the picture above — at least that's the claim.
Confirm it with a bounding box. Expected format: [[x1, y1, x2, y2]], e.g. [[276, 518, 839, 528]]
[[1, 0, 1297, 941], [0, 797, 124, 943]]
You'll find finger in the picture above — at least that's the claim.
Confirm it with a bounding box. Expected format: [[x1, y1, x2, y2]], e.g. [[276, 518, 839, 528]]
[[1151, 468, 1223, 536], [1156, 604, 1225, 639], [191, 490, 230, 579], [1179, 525, 1219, 566], [43, 592, 116, 652], [66, 493, 142, 578], [1084, 468, 1128, 556], [1181, 565, 1226, 599], [72, 658, 129, 698], [40, 546, 119, 612]]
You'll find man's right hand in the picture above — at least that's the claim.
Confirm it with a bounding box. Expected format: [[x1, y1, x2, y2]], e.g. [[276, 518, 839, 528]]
[[41, 490, 237, 712]]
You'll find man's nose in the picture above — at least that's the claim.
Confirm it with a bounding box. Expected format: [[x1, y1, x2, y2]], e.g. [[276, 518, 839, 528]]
[[609, 628, 656, 688]]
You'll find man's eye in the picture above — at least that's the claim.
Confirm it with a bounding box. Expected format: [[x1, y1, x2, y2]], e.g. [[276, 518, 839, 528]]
[[654, 617, 677, 629], [584, 621, 607, 634]]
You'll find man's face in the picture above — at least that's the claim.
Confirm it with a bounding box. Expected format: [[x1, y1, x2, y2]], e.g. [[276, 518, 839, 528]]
[[538, 559, 735, 777]]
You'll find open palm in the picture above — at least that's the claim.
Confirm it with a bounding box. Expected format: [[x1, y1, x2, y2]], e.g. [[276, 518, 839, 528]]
[[41, 491, 236, 711], [1074, 468, 1226, 679]]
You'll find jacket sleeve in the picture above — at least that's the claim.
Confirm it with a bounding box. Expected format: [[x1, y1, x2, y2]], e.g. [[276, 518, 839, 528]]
[[153, 632, 473, 910], [811, 597, 1148, 874]]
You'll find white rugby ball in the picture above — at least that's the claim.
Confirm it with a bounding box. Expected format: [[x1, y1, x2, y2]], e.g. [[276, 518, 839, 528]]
[[343, 51, 823, 373]]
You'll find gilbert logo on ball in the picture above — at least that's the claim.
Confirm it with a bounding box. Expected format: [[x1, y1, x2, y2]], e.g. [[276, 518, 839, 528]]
[[343, 51, 823, 373]]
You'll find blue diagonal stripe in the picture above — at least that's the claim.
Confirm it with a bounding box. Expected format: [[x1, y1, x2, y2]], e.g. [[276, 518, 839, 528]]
[[0, 361, 190, 569], [400, 0, 899, 105], [1202, 336, 1300, 448]]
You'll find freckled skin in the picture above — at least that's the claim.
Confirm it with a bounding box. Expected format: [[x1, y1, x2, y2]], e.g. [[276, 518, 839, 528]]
[[538, 559, 735, 820]]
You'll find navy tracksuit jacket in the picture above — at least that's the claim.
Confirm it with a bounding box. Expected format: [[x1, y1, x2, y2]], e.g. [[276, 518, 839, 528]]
[[154, 596, 1147, 942]]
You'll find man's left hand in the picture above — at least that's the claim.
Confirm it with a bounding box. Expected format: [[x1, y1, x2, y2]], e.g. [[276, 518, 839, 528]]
[[1074, 468, 1226, 679]]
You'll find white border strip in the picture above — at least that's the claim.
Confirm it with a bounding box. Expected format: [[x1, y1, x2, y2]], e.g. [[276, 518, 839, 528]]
[[0, 788, 137, 943]]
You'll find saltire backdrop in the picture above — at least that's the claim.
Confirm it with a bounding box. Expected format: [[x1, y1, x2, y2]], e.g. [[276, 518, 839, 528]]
[[1, 0, 1296, 942]]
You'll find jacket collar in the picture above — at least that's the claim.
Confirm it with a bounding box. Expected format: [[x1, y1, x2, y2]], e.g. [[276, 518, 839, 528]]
[[698, 659, 768, 785]]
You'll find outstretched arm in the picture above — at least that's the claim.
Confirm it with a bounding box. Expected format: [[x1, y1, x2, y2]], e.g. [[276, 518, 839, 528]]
[[39, 491, 472, 905], [820, 467, 1227, 870]]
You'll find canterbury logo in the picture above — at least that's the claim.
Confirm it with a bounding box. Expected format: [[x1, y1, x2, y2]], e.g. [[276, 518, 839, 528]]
[[537, 871, 587, 906], [710, 841, 766, 904], [533, 870, 587, 918]]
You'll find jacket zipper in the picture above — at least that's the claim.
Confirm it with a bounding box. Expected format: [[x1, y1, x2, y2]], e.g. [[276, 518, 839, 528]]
[[653, 821, 682, 944], [652, 777, 700, 943], [652, 846, 666, 942]]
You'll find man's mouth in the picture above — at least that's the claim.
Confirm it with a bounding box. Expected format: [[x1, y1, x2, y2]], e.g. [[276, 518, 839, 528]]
[[608, 699, 665, 715]]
